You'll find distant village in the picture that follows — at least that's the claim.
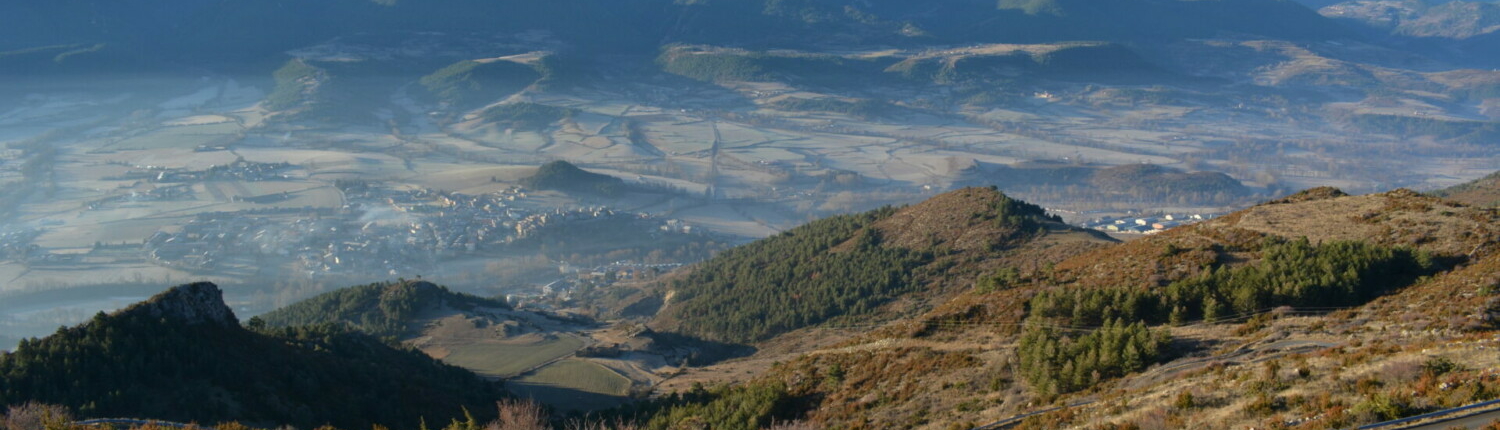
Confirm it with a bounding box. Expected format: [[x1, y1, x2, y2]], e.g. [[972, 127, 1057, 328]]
[[2, 160, 706, 277], [511, 260, 687, 308], [104, 159, 295, 183], [1078, 212, 1221, 235], [139, 182, 702, 277]]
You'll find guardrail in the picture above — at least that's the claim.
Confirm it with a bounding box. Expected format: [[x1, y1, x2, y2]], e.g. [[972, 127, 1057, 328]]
[[972, 401, 1094, 430], [72, 418, 201, 429], [1352, 398, 1500, 430]]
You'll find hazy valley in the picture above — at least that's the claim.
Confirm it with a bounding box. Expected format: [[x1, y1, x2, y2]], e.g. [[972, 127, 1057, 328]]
[[2, 0, 1500, 429]]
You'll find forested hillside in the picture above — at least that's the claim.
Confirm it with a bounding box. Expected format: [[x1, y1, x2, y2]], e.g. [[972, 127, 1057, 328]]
[[257, 279, 509, 340], [638, 186, 1500, 429], [655, 187, 1085, 343], [658, 206, 924, 343], [0, 283, 506, 430]]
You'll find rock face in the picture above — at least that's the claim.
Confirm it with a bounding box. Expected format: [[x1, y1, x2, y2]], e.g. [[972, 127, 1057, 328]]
[[121, 282, 238, 326]]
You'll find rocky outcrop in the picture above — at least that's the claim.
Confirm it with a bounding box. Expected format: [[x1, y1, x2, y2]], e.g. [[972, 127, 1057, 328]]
[[120, 282, 238, 326]]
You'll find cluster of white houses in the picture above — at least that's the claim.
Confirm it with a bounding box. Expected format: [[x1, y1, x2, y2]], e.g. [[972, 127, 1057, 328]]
[[104, 160, 294, 183], [1081, 213, 1217, 235], [136, 184, 700, 276]]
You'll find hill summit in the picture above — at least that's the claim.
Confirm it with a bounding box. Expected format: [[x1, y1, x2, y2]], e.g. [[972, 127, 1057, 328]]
[[651, 186, 1114, 343], [258, 279, 511, 339], [118, 282, 236, 327], [521, 161, 626, 196]]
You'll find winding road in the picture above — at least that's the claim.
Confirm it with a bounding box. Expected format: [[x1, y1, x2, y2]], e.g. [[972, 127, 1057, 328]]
[[1354, 399, 1500, 429], [1398, 409, 1500, 429]]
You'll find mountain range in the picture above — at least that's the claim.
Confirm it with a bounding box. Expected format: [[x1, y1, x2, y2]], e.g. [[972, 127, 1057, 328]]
[[3, 0, 1500, 428], [5, 0, 1491, 72], [5, 176, 1499, 428]]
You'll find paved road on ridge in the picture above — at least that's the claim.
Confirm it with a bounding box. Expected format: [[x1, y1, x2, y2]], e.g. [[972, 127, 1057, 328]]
[[1400, 409, 1500, 429]]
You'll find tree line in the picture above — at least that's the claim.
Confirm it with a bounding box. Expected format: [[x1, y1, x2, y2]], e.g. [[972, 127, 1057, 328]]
[[1027, 238, 1436, 327], [1016, 237, 1436, 395]]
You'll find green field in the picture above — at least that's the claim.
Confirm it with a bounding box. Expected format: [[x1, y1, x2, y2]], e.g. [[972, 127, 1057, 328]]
[[506, 359, 632, 411], [439, 335, 583, 377], [106, 123, 242, 150]]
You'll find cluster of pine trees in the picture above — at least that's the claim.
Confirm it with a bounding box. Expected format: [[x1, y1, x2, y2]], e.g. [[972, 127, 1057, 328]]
[[1028, 238, 1436, 327], [1018, 320, 1168, 396], [1015, 237, 1436, 395], [978, 190, 1059, 235], [631, 383, 804, 430]]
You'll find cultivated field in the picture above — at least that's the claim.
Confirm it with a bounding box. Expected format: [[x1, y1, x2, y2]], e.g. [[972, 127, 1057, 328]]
[[439, 335, 585, 378], [507, 359, 633, 411]]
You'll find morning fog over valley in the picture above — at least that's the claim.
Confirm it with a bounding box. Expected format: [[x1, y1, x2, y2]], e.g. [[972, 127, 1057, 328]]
[[2, 1, 1500, 429]]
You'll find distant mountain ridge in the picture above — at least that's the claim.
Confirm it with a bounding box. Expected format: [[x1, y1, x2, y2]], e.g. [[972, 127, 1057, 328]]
[[658, 0, 1351, 46], [0, 0, 1360, 74], [0, 282, 506, 430], [1314, 0, 1500, 66], [1320, 0, 1500, 38]]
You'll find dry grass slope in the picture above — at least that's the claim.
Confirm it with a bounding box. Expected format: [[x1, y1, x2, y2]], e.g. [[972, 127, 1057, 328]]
[[682, 187, 1500, 429], [1434, 170, 1500, 208]]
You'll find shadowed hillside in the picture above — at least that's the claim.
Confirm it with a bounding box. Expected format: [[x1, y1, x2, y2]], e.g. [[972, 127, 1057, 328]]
[[0, 283, 506, 430], [522, 160, 627, 196], [418, 60, 542, 109]]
